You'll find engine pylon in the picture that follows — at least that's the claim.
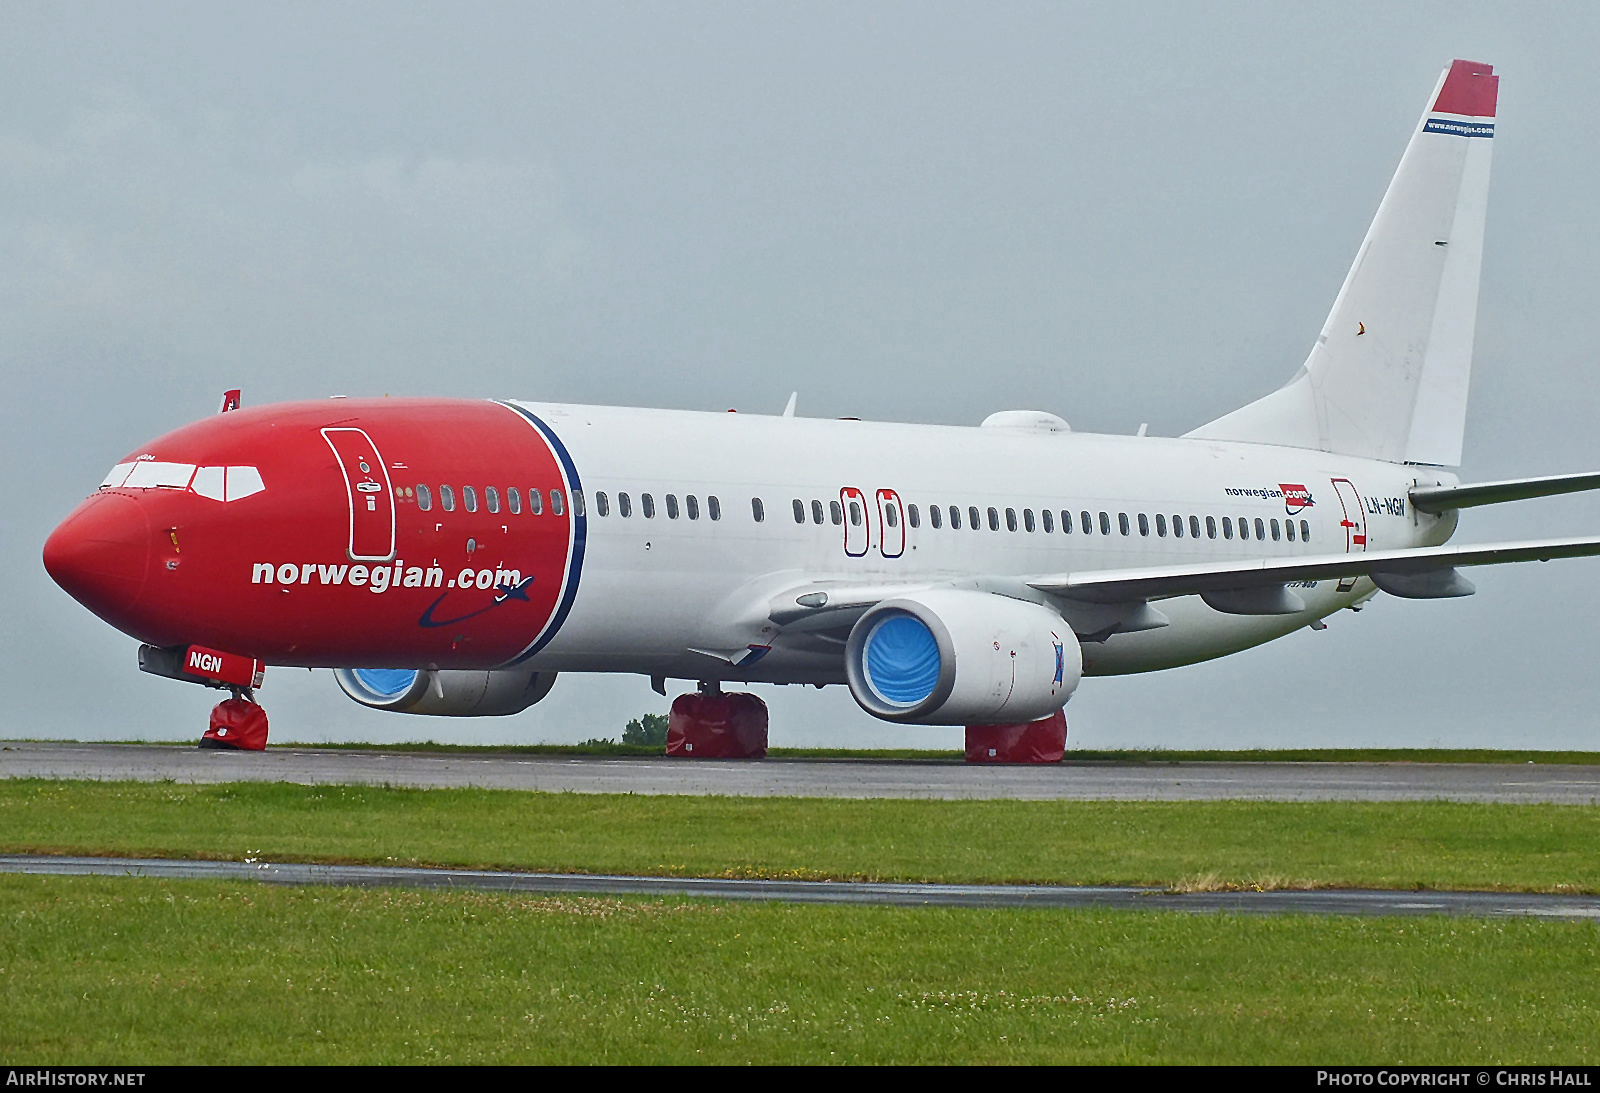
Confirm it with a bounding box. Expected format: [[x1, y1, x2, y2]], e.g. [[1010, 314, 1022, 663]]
[[965, 710, 1066, 764], [200, 695, 270, 751], [666, 689, 768, 758]]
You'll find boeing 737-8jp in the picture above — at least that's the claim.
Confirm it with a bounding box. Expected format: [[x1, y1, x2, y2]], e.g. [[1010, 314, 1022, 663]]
[[42, 60, 1600, 747]]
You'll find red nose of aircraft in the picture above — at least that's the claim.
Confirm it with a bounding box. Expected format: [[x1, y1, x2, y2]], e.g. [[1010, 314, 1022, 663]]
[[43, 492, 153, 629]]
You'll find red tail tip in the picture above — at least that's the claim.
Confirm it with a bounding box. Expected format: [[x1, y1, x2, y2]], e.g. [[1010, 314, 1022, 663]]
[[1433, 59, 1498, 118]]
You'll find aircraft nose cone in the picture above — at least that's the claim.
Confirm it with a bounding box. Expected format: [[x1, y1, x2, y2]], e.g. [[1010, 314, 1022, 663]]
[[43, 492, 152, 622]]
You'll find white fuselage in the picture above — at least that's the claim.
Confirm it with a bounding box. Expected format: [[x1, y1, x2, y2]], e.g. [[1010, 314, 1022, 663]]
[[521, 402, 1457, 682]]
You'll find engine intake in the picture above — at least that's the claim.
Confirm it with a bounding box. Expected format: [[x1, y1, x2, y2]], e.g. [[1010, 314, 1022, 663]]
[[334, 666, 556, 716], [845, 590, 1081, 725]]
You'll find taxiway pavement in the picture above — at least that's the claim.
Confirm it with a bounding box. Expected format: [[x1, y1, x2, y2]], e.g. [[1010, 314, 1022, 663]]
[[4, 854, 1596, 919], [3, 742, 1599, 802]]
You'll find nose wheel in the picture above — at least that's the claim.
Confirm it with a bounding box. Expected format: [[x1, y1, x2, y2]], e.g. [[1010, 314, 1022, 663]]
[[199, 686, 270, 750]]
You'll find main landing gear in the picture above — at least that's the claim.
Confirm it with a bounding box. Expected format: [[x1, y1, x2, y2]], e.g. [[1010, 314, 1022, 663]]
[[199, 687, 270, 751], [665, 681, 769, 758], [964, 710, 1067, 764]]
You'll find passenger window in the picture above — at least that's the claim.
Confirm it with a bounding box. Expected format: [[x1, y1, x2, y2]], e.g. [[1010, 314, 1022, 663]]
[[1003, 507, 1016, 532], [1023, 508, 1035, 532], [507, 487, 521, 515], [417, 484, 432, 512], [930, 505, 942, 529], [1255, 518, 1266, 541], [642, 493, 655, 518], [619, 492, 633, 518], [666, 494, 679, 519], [573, 490, 586, 517], [1042, 509, 1054, 533], [986, 507, 998, 531], [551, 489, 565, 516], [948, 505, 961, 530], [1155, 514, 1166, 537], [1138, 513, 1150, 536], [831, 501, 843, 525], [1285, 518, 1295, 542], [1238, 517, 1249, 540], [1082, 511, 1092, 535], [1116, 512, 1128, 536], [969, 506, 981, 531], [1271, 518, 1281, 541], [528, 488, 543, 515], [849, 501, 863, 526], [907, 503, 920, 528], [708, 495, 721, 521], [1301, 519, 1311, 541], [792, 499, 806, 524], [811, 499, 825, 524], [1206, 516, 1217, 539], [486, 486, 501, 514], [463, 485, 478, 513], [885, 504, 898, 528], [686, 495, 699, 520], [1222, 517, 1233, 540], [596, 491, 610, 517], [751, 497, 764, 522], [1190, 515, 1201, 539]]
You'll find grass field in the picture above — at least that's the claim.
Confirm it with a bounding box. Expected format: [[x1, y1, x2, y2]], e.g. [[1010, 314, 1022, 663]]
[[2, 874, 1596, 1063], [5, 780, 1600, 892]]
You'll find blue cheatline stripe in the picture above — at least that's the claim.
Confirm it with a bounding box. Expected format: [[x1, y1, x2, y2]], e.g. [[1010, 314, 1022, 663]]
[[496, 402, 587, 665], [864, 614, 942, 707], [1423, 117, 1494, 138], [351, 668, 418, 698]]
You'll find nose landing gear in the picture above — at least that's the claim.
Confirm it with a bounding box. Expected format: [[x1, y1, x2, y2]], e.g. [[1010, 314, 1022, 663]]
[[200, 687, 270, 751], [138, 644, 271, 751]]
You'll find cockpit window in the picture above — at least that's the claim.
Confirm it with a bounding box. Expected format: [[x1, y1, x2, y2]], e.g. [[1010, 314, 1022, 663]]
[[100, 461, 265, 502]]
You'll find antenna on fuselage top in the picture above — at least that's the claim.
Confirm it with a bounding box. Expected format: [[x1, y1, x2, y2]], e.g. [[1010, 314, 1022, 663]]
[[782, 391, 798, 418]]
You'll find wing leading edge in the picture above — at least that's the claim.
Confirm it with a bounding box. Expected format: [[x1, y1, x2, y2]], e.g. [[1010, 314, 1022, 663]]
[[1029, 535, 1600, 609]]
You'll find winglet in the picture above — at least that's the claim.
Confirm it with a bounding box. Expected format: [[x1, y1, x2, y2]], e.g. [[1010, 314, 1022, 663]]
[[218, 389, 241, 414], [1433, 59, 1497, 118]]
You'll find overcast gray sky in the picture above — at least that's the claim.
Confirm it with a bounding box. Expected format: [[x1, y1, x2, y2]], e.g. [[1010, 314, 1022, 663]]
[[6, 2, 1600, 749]]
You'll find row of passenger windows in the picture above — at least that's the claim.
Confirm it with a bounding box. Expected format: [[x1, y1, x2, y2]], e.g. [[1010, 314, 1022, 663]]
[[414, 484, 577, 517], [591, 491, 722, 521], [787, 497, 1311, 543], [410, 481, 1311, 545]]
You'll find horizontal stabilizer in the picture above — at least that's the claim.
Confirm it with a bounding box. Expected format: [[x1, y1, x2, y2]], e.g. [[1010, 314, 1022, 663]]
[[1410, 472, 1600, 513], [1030, 535, 1600, 605]]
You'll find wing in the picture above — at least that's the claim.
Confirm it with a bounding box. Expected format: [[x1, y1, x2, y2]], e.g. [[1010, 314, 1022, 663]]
[[1029, 535, 1600, 610]]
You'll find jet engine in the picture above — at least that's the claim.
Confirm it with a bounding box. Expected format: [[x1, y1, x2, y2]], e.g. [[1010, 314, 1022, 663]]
[[334, 666, 557, 716], [844, 590, 1081, 725]]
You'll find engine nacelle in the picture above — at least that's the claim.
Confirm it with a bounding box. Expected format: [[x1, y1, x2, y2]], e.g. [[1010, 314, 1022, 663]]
[[844, 590, 1081, 725], [334, 666, 557, 716]]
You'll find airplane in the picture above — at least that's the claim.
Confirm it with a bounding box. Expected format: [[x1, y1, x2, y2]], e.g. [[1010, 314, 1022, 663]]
[[39, 59, 1600, 754]]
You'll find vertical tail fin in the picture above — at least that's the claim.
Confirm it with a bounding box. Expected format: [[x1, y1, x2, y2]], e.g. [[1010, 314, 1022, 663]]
[[1188, 60, 1498, 466]]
